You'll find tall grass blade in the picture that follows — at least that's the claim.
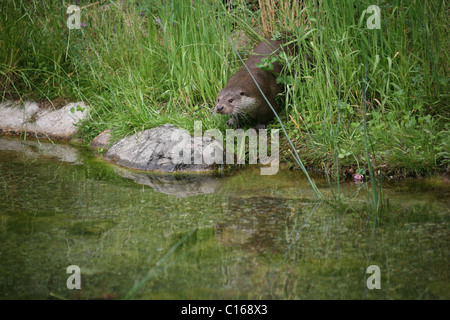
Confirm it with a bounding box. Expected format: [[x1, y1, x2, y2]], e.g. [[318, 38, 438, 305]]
[[216, 10, 324, 200]]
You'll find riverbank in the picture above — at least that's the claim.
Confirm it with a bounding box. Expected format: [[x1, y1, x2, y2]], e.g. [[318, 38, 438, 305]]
[[0, 101, 447, 183], [0, 1, 448, 178]]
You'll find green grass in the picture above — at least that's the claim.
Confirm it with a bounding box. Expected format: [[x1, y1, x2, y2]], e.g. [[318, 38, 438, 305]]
[[0, 0, 448, 177]]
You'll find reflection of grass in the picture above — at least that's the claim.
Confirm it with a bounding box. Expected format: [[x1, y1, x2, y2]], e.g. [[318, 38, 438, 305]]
[[124, 227, 199, 299], [282, 201, 449, 299], [124, 200, 449, 299], [67, 220, 116, 237]]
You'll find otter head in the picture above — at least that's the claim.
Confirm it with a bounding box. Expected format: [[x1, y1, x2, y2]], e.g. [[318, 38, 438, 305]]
[[214, 88, 257, 116]]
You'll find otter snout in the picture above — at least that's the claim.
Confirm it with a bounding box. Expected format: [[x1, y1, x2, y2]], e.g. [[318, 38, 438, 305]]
[[215, 105, 224, 113], [214, 104, 233, 114]]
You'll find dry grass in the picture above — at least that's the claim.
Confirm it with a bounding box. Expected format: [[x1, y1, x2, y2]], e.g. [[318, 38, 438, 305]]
[[258, 0, 309, 35]]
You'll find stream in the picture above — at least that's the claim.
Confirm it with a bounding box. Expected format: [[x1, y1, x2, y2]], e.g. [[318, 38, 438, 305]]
[[0, 137, 448, 299]]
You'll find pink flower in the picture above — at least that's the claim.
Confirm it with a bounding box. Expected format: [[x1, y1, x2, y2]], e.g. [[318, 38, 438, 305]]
[[353, 173, 364, 182]]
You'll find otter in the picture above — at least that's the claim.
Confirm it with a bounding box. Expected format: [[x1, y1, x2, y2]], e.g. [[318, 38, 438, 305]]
[[214, 33, 295, 129]]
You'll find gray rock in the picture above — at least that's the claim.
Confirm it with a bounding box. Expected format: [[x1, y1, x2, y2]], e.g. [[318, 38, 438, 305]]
[[104, 124, 224, 172], [0, 101, 87, 140], [30, 102, 87, 139], [0, 101, 40, 134]]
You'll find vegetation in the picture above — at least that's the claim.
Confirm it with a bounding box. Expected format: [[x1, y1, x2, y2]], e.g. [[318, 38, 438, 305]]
[[0, 0, 448, 178]]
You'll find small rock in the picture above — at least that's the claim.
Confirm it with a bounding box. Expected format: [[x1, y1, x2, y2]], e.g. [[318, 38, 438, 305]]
[[91, 129, 112, 152]]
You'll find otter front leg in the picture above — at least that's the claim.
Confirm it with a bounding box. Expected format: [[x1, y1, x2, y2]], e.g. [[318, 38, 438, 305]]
[[226, 115, 240, 129], [254, 123, 267, 130]]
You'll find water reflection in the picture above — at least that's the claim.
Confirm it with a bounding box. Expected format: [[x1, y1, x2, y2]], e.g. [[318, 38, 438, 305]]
[[0, 137, 448, 299], [113, 167, 224, 197]]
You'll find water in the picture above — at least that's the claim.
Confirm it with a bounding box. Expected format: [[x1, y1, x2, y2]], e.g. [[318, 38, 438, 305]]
[[0, 137, 448, 299]]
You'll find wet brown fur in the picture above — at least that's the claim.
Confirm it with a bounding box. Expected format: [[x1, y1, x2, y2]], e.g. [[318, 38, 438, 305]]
[[215, 33, 295, 129]]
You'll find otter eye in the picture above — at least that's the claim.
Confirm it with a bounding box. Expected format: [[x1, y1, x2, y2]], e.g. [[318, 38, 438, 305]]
[[228, 99, 233, 103], [240, 92, 245, 96]]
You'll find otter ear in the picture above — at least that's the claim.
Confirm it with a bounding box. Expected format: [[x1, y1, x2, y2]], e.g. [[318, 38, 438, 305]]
[[240, 92, 245, 96]]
